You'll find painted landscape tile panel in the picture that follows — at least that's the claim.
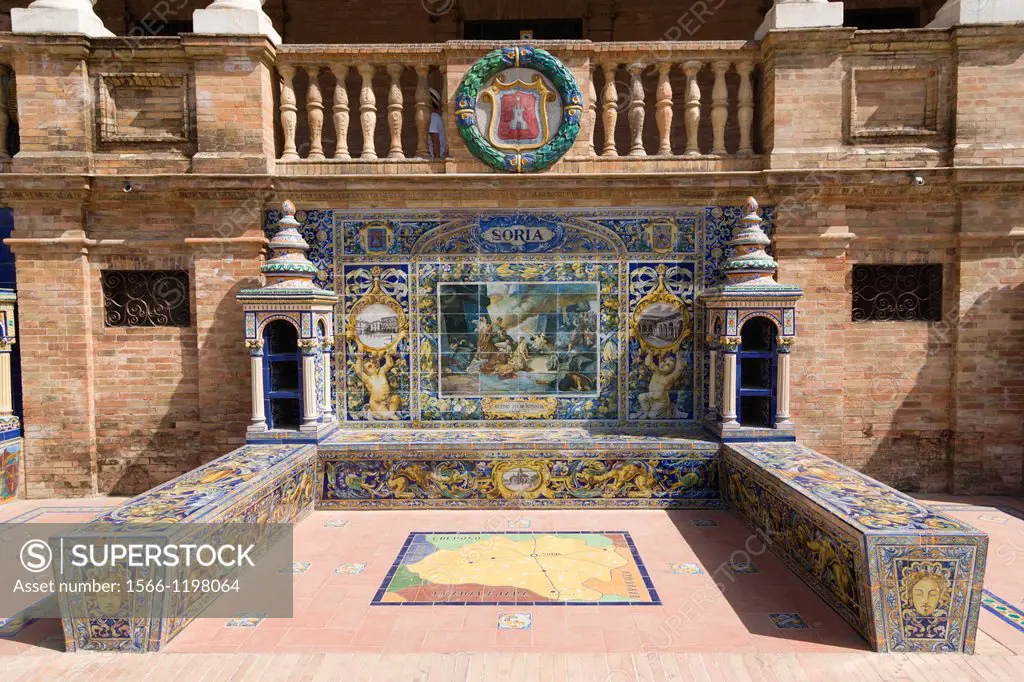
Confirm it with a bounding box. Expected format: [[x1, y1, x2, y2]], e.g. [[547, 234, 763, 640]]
[[373, 532, 659, 605], [438, 282, 600, 398]]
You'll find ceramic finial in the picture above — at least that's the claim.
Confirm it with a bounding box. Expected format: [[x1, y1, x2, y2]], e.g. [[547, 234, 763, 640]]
[[282, 199, 296, 217], [744, 196, 758, 215]]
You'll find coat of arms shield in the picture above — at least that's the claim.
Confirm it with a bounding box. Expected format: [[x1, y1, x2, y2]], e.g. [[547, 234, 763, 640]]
[[481, 74, 556, 151]]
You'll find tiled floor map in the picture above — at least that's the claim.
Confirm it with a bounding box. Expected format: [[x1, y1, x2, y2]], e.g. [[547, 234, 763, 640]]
[[373, 531, 659, 605]]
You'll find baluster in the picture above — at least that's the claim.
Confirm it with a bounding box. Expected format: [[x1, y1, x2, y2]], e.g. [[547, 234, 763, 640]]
[[711, 61, 729, 156], [627, 63, 646, 157], [584, 70, 597, 156], [682, 61, 703, 156], [278, 64, 299, 161], [414, 65, 430, 159], [737, 60, 755, 156], [386, 64, 405, 159], [655, 63, 673, 156], [331, 63, 351, 160], [306, 66, 325, 160], [357, 64, 377, 160], [600, 62, 618, 157]]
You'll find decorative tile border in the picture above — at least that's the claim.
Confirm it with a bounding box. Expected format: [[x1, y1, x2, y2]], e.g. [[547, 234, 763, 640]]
[[225, 614, 264, 628], [981, 590, 1024, 633], [335, 563, 367, 575], [770, 613, 810, 629], [497, 613, 532, 630]]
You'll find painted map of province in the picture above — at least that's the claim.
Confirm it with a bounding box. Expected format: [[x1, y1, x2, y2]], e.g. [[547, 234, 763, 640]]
[[374, 532, 659, 605]]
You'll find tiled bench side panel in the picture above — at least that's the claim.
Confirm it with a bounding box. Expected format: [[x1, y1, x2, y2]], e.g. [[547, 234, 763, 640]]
[[722, 449, 872, 641], [723, 442, 987, 653], [61, 444, 316, 653]]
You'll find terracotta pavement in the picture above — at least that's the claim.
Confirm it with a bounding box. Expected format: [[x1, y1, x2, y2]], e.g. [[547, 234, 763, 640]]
[[1, 496, 1023, 680]]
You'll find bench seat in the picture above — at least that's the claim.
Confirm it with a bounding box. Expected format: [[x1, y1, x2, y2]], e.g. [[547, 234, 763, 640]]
[[723, 442, 987, 653], [58, 443, 316, 653]]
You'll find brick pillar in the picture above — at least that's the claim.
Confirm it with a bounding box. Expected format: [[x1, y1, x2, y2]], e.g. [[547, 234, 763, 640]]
[[11, 36, 94, 175], [950, 25, 1024, 167], [6, 200, 98, 498], [759, 28, 854, 170], [189, 199, 268, 460], [182, 36, 278, 175], [951, 195, 1024, 495], [772, 199, 853, 459]]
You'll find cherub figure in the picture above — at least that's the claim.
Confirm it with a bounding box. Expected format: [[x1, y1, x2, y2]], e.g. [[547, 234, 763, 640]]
[[354, 351, 402, 421], [638, 349, 686, 419]]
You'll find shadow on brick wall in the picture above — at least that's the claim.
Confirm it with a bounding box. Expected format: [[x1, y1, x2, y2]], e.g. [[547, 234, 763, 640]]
[[863, 279, 1024, 496]]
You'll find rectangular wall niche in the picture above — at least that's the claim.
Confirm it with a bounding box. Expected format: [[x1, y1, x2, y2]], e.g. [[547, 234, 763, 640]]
[[101, 270, 191, 327], [98, 73, 190, 143]]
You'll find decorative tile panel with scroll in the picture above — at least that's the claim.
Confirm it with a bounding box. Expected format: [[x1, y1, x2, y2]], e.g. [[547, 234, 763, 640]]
[[340, 265, 411, 422], [628, 262, 695, 421]]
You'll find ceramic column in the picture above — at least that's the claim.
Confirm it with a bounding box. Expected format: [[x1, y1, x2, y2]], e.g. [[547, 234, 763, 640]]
[[321, 339, 333, 419], [707, 344, 718, 418], [300, 340, 320, 427], [776, 337, 794, 427], [0, 339, 13, 418], [720, 337, 739, 426], [246, 341, 266, 430]]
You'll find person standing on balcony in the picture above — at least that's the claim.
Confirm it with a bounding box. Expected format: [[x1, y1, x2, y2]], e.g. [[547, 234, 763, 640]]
[[428, 88, 447, 159]]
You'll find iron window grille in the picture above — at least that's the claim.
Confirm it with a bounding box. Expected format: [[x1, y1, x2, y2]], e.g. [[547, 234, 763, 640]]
[[101, 270, 191, 327], [852, 264, 942, 322]]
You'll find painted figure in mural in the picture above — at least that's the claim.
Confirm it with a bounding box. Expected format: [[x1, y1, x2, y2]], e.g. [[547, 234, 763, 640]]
[[638, 349, 687, 419], [354, 352, 403, 421]]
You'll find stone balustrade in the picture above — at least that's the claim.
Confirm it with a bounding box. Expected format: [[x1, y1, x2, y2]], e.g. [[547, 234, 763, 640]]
[[274, 42, 762, 172], [587, 42, 760, 161], [275, 45, 446, 168]]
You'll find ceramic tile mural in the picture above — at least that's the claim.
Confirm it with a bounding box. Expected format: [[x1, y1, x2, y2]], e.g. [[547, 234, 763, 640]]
[[261, 205, 776, 427]]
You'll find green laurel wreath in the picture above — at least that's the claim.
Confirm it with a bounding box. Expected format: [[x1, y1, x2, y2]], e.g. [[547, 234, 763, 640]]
[[454, 46, 583, 173]]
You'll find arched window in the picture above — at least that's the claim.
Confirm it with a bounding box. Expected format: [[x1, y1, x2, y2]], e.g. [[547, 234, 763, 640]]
[[736, 317, 777, 428], [263, 319, 301, 430]]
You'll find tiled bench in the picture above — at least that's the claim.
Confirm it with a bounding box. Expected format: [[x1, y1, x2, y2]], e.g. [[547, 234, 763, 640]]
[[57, 443, 316, 653], [723, 442, 987, 653], [317, 427, 722, 509]]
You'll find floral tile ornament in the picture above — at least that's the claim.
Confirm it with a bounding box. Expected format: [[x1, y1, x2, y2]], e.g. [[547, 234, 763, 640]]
[[978, 513, 1007, 525], [497, 613, 532, 630], [691, 519, 718, 528], [670, 562, 703, 574], [323, 519, 350, 528], [335, 563, 367, 575], [769, 613, 809, 629], [281, 562, 311, 574], [507, 518, 532, 529], [728, 561, 759, 574], [226, 613, 265, 628]]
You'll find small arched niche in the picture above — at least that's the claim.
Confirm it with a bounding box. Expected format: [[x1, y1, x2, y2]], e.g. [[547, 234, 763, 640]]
[[263, 319, 302, 430], [736, 317, 777, 428]]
